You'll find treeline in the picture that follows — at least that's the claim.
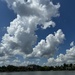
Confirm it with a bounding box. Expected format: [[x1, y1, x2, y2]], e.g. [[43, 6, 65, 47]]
[[0, 64, 75, 72]]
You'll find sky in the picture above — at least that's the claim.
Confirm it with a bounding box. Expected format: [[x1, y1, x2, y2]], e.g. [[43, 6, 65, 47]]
[[0, 0, 75, 66]]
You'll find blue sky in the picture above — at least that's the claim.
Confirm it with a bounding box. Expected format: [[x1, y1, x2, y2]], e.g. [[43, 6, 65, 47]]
[[0, 0, 75, 66], [0, 0, 16, 40]]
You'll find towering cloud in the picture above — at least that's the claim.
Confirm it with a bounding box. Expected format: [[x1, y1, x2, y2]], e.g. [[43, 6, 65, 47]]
[[0, 0, 62, 65]]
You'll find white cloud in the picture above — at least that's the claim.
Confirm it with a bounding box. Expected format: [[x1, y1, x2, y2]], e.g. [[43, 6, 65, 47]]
[[5, 0, 60, 17], [20, 61, 35, 66], [27, 29, 65, 58], [5, 0, 60, 29], [0, 0, 60, 66], [46, 42, 75, 66], [70, 41, 74, 47], [42, 21, 56, 29]]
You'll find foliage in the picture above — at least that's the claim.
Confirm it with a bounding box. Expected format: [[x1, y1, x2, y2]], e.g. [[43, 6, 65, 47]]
[[0, 64, 75, 72]]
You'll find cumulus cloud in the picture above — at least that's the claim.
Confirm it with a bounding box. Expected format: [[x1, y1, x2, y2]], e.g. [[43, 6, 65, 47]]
[[27, 29, 65, 58], [0, 0, 61, 66], [46, 42, 75, 66], [5, 0, 60, 17], [5, 0, 60, 28]]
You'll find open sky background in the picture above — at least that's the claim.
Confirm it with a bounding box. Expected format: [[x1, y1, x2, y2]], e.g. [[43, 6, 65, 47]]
[[0, 0, 75, 66]]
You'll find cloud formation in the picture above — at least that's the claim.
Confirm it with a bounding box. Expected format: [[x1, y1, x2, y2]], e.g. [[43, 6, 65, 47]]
[[27, 29, 65, 58], [0, 0, 61, 66], [46, 42, 75, 66]]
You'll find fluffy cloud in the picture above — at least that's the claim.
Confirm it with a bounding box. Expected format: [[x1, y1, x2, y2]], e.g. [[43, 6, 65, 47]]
[[27, 29, 65, 58], [5, 0, 60, 28], [6, 0, 60, 17], [46, 42, 75, 66], [0, 0, 61, 66]]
